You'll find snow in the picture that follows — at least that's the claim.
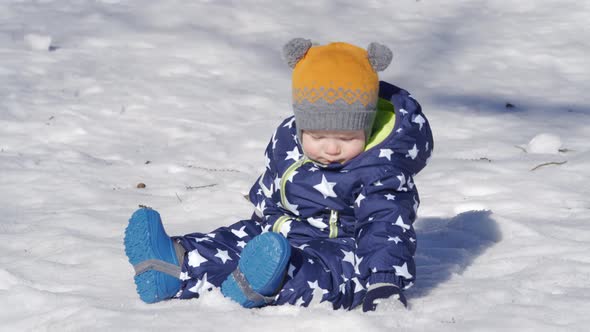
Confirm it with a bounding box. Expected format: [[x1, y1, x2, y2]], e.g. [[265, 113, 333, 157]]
[[23, 33, 53, 51], [527, 133, 562, 154], [1, 0, 589, 331]]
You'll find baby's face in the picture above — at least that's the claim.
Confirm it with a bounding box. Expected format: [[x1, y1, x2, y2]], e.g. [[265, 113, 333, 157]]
[[301, 130, 365, 164]]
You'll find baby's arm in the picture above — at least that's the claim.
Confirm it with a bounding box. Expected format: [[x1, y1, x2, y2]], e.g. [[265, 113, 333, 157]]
[[354, 169, 419, 309], [248, 122, 293, 226]]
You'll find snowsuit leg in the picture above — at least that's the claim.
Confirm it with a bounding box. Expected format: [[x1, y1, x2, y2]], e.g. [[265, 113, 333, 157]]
[[173, 218, 264, 299], [274, 237, 366, 310]]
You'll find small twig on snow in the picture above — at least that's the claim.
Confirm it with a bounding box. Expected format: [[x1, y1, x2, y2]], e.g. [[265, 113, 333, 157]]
[[186, 165, 241, 173], [530, 160, 567, 171], [175, 192, 183, 203], [186, 184, 217, 190], [514, 145, 527, 153]]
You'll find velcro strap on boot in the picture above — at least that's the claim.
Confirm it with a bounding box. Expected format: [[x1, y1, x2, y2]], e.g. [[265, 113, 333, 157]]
[[231, 267, 276, 305], [133, 259, 181, 278]]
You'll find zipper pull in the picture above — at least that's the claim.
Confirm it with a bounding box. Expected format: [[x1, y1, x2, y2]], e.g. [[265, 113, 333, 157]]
[[329, 210, 339, 238]]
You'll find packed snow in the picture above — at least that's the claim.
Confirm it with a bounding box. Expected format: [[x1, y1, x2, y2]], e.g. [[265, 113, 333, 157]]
[[1, 0, 589, 331]]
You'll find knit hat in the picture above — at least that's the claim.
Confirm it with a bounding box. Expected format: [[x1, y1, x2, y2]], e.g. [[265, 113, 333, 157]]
[[282, 38, 393, 142]]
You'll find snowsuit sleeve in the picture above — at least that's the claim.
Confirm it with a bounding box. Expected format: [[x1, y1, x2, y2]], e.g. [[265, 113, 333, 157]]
[[354, 169, 418, 289], [247, 120, 292, 227], [354, 89, 433, 290]]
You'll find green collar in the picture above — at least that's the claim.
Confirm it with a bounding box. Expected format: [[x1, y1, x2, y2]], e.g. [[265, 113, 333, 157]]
[[365, 97, 396, 151]]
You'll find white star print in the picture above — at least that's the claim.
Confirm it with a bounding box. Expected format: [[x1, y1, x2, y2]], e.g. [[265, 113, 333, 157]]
[[283, 117, 295, 128], [287, 170, 298, 183], [355, 193, 365, 207], [339, 281, 347, 295], [354, 255, 363, 275], [288, 264, 296, 278], [188, 273, 215, 294], [397, 173, 407, 192], [258, 177, 272, 197], [307, 280, 329, 296], [271, 131, 278, 150], [190, 236, 212, 243], [393, 262, 413, 279], [237, 240, 247, 248], [264, 153, 271, 170], [307, 280, 320, 290], [379, 148, 394, 161], [412, 114, 425, 130], [297, 243, 309, 250], [394, 215, 411, 232], [273, 175, 281, 193], [406, 144, 419, 160], [295, 296, 306, 306], [231, 226, 248, 238], [425, 141, 430, 151], [407, 177, 415, 189], [388, 236, 402, 244], [351, 277, 363, 294], [309, 165, 319, 172], [313, 175, 337, 199], [187, 250, 208, 268], [285, 146, 302, 161], [215, 249, 232, 264], [385, 193, 396, 201], [308, 258, 315, 264], [373, 180, 384, 186], [179, 271, 190, 281], [279, 219, 292, 237], [341, 274, 350, 283], [307, 217, 327, 229], [341, 249, 355, 267], [283, 198, 299, 216], [399, 108, 408, 115], [256, 200, 266, 214]]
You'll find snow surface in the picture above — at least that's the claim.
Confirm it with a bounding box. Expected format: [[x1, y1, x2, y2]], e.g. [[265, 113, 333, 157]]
[[1, 0, 589, 331]]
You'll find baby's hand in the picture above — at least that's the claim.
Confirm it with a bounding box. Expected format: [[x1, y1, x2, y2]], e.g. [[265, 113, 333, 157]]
[[362, 283, 407, 312]]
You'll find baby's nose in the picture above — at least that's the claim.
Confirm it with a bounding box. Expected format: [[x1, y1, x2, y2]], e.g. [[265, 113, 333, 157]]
[[325, 141, 341, 155]]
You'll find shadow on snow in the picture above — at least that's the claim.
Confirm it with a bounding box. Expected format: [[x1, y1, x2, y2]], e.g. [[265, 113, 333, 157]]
[[407, 210, 501, 299]]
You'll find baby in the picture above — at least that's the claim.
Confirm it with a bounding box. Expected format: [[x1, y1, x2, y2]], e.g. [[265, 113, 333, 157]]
[[124, 38, 433, 311]]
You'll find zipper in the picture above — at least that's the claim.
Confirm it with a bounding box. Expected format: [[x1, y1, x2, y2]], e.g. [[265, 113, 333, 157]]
[[328, 210, 339, 238], [280, 157, 311, 212]]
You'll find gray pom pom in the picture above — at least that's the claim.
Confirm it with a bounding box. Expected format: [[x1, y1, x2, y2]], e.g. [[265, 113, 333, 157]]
[[367, 42, 393, 72], [283, 38, 312, 68]]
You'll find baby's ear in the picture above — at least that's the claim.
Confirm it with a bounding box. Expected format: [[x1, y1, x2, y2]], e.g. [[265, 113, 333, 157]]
[[367, 42, 393, 72], [283, 38, 312, 68]]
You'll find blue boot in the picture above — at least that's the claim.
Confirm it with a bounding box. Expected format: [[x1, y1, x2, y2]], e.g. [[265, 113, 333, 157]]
[[221, 232, 291, 308], [124, 207, 182, 303]]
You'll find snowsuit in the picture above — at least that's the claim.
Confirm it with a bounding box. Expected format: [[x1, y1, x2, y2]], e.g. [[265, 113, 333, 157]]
[[174, 81, 433, 310]]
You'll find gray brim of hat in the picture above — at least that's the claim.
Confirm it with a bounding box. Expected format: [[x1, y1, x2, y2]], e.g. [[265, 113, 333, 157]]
[[294, 108, 376, 144]]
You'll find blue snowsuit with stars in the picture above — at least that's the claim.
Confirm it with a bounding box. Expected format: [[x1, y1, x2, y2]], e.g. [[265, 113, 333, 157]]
[[174, 81, 433, 310]]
